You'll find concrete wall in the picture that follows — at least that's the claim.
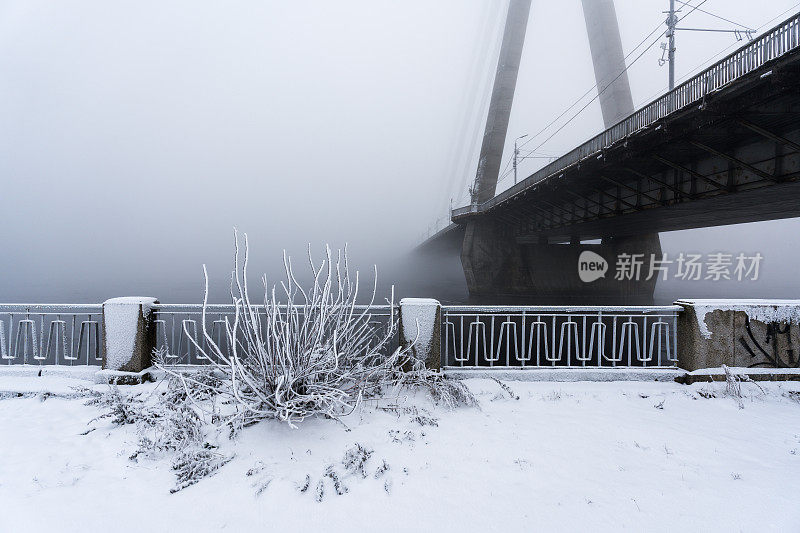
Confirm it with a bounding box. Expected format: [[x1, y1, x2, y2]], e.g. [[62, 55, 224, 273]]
[[676, 300, 800, 370]]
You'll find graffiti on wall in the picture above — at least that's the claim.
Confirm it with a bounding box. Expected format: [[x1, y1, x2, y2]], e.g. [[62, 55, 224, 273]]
[[739, 315, 800, 368]]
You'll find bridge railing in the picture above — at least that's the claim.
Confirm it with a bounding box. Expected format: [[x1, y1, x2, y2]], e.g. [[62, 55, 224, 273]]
[[0, 304, 104, 366], [452, 12, 800, 218], [151, 303, 398, 365], [0, 302, 399, 367], [441, 305, 680, 369], [2, 302, 678, 370]]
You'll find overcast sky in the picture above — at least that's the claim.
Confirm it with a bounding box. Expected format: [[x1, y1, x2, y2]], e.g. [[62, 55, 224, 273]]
[[1, 0, 798, 303]]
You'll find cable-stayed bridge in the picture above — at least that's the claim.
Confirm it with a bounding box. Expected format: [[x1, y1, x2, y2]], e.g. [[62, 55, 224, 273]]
[[420, 2, 800, 303]]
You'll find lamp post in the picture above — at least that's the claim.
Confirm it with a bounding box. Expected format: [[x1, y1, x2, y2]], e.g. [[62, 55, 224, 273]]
[[513, 134, 528, 184], [661, 0, 755, 91], [666, 0, 677, 90]]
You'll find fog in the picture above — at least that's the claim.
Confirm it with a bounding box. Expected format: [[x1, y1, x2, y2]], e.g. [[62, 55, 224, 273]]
[[1, 0, 799, 304]]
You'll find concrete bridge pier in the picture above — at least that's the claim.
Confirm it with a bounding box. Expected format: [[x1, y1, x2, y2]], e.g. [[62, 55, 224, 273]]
[[461, 219, 529, 298], [462, 219, 660, 303]]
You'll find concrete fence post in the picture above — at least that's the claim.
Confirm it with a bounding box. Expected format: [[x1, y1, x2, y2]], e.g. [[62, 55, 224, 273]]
[[102, 297, 159, 376], [399, 298, 442, 371]]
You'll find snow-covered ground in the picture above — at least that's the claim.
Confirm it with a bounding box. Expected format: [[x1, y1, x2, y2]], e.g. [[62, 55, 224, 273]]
[[1, 376, 799, 532]]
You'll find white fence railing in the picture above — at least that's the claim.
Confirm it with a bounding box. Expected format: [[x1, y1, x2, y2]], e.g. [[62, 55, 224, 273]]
[[0, 304, 104, 365], [0, 302, 679, 370], [442, 306, 680, 369]]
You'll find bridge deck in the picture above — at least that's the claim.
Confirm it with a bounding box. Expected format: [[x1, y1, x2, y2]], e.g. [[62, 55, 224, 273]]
[[445, 13, 800, 243]]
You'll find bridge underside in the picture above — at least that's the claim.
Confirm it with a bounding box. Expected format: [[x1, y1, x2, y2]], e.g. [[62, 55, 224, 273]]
[[461, 222, 660, 302], [447, 46, 800, 302], [460, 51, 800, 243]]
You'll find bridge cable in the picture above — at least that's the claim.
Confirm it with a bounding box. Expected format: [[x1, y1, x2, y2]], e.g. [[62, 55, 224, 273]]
[[516, 0, 708, 156], [512, 19, 666, 156], [449, 2, 510, 210], [433, 0, 510, 230], [439, 0, 504, 215], [494, 0, 710, 190], [491, 17, 667, 187], [674, 0, 755, 31]]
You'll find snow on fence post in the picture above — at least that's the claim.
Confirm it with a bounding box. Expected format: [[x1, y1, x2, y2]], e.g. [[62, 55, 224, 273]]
[[675, 299, 800, 371], [399, 298, 442, 371], [101, 297, 159, 377]]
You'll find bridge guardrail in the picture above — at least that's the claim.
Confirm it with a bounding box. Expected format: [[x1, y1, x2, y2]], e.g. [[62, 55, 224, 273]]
[[452, 12, 800, 220], [0, 303, 398, 367], [0, 304, 104, 365], [442, 305, 680, 369], [151, 303, 397, 365]]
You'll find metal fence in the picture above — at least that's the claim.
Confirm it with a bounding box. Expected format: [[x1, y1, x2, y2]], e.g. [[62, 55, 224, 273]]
[[0, 303, 398, 367], [442, 306, 680, 369], [452, 12, 800, 218], [0, 302, 679, 370], [0, 304, 104, 365], [151, 304, 398, 365]]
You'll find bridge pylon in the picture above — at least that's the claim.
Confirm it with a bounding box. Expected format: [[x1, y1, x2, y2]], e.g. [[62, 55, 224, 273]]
[[460, 0, 661, 302]]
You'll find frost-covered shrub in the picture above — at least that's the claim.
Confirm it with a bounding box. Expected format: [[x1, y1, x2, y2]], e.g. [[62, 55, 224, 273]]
[[721, 364, 764, 409], [87, 375, 232, 493], [171, 446, 233, 494], [91, 233, 480, 493], [159, 231, 477, 428], [399, 365, 479, 409], [374, 460, 390, 479], [490, 377, 519, 400], [342, 443, 373, 478], [299, 443, 391, 502], [86, 386, 143, 426]]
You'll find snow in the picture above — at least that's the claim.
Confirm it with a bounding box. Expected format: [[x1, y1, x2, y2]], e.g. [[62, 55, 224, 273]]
[[687, 366, 800, 375], [93, 368, 154, 384], [676, 299, 800, 339], [443, 305, 681, 312], [444, 367, 684, 381], [102, 297, 157, 370], [0, 366, 100, 395], [1, 376, 799, 532], [0, 364, 99, 381]]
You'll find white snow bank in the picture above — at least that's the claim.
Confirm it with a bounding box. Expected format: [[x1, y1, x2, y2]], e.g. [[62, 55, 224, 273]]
[[103, 297, 158, 370], [444, 367, 684, 382], [103, 297, 159, 306], [687, 366, 800, 375], [0, 373, 95, 395], [676, 299, 800, 339], [1, 379, 799, 532], [0, 364, 99, 381]]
